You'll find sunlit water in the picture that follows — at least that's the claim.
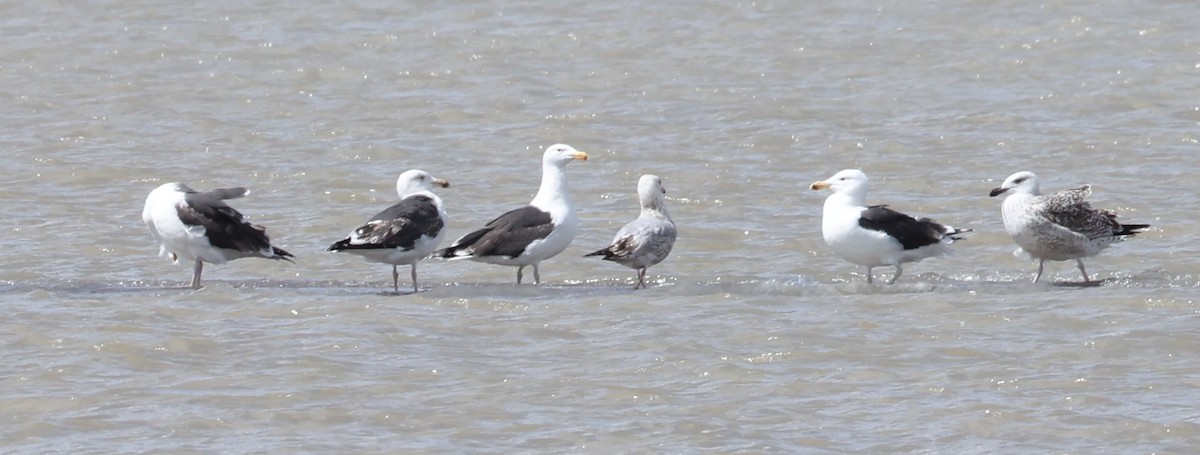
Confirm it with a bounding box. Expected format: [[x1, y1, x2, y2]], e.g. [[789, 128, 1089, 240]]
[[2, 0, 1199, 452]]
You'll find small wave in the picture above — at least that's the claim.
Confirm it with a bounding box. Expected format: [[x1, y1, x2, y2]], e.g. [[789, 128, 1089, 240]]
[[4, 268, 1195, 298]]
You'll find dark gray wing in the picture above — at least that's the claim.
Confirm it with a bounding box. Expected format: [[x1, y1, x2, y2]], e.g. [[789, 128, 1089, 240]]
[[328, 195, 443, 251], [203, 187, 248, 200], [438, 205, 553, 258], [178, 187, 278, 254], [858, 205, 948, 250]]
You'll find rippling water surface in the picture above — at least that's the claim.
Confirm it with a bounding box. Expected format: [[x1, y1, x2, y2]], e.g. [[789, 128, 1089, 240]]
[[3, 0, 1199, 452]]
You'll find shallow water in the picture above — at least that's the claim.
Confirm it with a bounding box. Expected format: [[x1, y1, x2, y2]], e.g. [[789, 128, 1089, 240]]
[[2, 0, 1199, 452]]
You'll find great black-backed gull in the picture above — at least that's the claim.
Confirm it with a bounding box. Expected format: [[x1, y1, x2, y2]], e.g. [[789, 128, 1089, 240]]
[[142, 182, 294, 289], [435, 144, 588, 284], [327, 170, 449, 293], [989, 171, 1150, 283], [585, 174, 677, 289], [810, 169, 969, 284]]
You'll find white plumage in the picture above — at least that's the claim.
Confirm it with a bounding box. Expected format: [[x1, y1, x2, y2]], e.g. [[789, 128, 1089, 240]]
[[585, 174, 677, 289], [327, 170, 449, 293], [142, 182, 293, 289], [436, 144, 588, 284], [989, 171, 1149, 283], [810, 169, 968, 284]]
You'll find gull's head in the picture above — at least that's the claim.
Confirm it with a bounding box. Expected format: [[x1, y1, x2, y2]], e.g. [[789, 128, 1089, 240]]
[[810, 169, 869, 198], [637, 174, 668, 210], [397, 169, 449, 197], [989, 171, 1038, 197], [543, 143, 589, 167]]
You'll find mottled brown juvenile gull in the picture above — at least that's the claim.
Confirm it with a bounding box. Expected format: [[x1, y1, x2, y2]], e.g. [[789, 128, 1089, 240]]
[[585, 174, 676, 289], [810, 169, 970, 284], [989, 171, 1150, 283], [143, 183, 294, 289], [328, 170, 449, 293]]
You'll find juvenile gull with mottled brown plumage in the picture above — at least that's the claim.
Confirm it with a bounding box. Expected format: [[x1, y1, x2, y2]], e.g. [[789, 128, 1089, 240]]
[[989, 171, 1150, 283]]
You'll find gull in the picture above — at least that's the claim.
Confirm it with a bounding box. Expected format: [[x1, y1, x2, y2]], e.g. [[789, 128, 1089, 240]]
[[585, 174, 677, 289], [989, 171, 1149, 283], [436, 144, 588, 284], [143, 183, 293, 289], [811, 169, 969, 284], [328, 170, 449, 293]]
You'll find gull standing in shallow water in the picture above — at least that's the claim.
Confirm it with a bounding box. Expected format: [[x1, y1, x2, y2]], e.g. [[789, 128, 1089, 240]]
[[989, 171, 1150, 284], [435, 144, 588, 284], [143, 182, 294, 289], [585, 174, 677, 289], [810, 169, 970, 284], [327, 170, 449, 293]]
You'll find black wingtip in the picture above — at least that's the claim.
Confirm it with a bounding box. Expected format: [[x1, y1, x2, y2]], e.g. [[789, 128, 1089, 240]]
[[272, 246, 296, 262], [948, 227, 973, 241], [1119, 223, 1151, 236], [584, 247, 618, 260], [327, 239, 349, 252]]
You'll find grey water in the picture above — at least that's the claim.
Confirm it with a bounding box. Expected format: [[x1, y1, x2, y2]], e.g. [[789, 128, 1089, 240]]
[[2, 0, 1198, 453]]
